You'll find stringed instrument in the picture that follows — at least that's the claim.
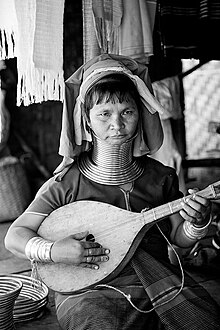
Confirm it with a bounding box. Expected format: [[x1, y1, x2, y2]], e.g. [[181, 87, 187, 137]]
[[37, 181, 220, 293]]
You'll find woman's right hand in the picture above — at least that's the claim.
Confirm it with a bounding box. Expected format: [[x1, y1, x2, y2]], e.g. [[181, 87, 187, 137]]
[[50, 231, 110, 270]]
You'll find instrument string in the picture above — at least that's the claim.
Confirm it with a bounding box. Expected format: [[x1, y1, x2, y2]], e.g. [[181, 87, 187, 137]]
[[83, 199, 183, 243], [85, 211, 151, 243], [96, 224, 184, 313], [89, 187, 214, 243]]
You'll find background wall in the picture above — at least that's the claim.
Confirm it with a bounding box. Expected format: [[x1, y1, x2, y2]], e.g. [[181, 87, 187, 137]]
[[182, 59, 220, 160]]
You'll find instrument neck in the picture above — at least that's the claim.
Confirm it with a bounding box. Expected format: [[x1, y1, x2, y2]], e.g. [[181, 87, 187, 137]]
[[143, 185, 217, 225]]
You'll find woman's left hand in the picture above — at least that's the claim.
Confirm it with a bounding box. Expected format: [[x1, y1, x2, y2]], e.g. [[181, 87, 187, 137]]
[[180, 188, 211, 227]]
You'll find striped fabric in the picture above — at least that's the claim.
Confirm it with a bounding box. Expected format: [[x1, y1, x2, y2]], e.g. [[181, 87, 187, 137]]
[[56, 248, 220, 330], [156, 0, 220, 59]]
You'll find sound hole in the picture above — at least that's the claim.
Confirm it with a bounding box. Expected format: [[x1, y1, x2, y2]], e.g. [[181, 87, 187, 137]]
[[86, 234, 95, 242]]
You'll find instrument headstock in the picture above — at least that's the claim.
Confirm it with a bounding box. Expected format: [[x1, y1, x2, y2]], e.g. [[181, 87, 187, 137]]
[[202, 181, 220, 200], [209, 181, 220, 199]]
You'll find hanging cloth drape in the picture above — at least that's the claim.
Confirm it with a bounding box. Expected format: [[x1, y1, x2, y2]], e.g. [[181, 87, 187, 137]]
[[118, 0, 155, 63], [83, 0, 156, 63], [83, 0, 123, 62], [0, 83, 10, 153], [0, 0, 65, 106], [15, 0, 65, 106], [151, 76, 186, 194], [0, 0, 18, 60], [157, 0, 220, 59]]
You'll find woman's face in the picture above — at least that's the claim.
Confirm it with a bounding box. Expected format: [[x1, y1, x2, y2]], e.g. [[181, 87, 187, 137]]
[[89, 99, 139, 145]]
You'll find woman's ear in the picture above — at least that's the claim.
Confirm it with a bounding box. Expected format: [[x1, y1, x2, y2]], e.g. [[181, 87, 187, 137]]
[[82, 105, 91, 127], [84, 116, 91, 132]]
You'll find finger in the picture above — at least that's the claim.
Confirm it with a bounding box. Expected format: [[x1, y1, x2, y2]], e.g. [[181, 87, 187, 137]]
[[183, 194, 209, 215], [188, 188, 199, 194], [71, 231, 89, 240], [80, 262, 99, 270], [82, 242, 103, 249], [188, 188, 211, 211], [180, 199, 208, 225], [181, 199, 201, 219], [179, 209, 196, 223], [188, 192, 210, 207], [84, 247, 110, 257], [83, 255, 109, 263]]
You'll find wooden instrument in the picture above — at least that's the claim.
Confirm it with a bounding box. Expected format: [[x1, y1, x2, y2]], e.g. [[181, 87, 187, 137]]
[[37, 181, 220, 293]]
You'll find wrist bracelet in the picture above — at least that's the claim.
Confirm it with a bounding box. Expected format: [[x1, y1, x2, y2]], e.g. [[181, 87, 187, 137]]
[[183, 215, 212, 240], [25, 236, 54, 262], [193, 214, 212, 229]]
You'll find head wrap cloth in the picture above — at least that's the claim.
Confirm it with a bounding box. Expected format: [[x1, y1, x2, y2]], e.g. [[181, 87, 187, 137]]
[[55, 54, 164, 176]]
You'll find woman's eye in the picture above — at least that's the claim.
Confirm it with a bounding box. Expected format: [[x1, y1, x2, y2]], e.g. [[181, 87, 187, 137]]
[[122, 110, 133, 115], [97, 112, 111, 119], [99, 112, 110, 117]]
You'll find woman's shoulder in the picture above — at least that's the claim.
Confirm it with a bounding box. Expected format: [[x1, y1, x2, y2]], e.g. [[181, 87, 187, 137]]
[[139, 155, 179, 192], [35, 161, 81, 201], [26, 162, 81, 214], [137, 156, 182, 203], [141, 155, 177, 176]]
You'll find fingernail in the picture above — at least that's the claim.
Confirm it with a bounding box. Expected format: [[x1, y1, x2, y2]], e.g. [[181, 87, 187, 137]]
[[182, 197, 190, 204], [105, 249, 110, 254]]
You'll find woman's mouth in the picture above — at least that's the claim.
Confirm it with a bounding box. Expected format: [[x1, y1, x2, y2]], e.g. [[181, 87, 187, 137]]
[[111, 135, 125, 139]]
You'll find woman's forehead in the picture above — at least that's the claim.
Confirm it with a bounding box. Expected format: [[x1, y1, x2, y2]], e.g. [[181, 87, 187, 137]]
[[90, 89, 138, 106], [91, 98, 138, 109]]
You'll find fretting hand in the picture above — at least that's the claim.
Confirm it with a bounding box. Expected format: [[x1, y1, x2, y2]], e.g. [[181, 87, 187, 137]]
[[50, 231, 110, 270], [180, 188, 211, 227]]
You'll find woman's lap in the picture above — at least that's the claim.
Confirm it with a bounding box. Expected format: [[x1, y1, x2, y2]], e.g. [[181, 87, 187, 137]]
[[56, 285, 164, 330]]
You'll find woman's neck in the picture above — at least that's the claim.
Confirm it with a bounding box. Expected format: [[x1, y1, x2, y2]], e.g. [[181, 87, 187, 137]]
[[78, 134, 144, 185], [91, 134, 133, 169]]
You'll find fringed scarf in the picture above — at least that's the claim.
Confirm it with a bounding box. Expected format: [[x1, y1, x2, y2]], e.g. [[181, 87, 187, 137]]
[[0, 0, 18, 59], [14, 0, 65, 106]]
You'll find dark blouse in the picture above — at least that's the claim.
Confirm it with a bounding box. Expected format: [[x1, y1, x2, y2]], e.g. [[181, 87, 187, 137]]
[[26, 155, 182, 262]]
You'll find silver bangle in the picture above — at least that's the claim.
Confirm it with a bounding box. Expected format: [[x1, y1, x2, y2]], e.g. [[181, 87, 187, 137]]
[[25, 237, 54, 262], [183, 215, 212, 240]]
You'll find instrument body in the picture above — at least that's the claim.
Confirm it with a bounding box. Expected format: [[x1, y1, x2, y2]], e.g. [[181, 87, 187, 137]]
[[37, 181, 220, 293], [37, 201, 149, 293]]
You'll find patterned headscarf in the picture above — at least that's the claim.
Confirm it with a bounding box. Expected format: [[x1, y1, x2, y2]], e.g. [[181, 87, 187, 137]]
[[54, 54, 164, 178]]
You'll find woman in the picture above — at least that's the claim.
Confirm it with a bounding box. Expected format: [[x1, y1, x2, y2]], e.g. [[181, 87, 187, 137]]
[[5, 54, 220, 329]]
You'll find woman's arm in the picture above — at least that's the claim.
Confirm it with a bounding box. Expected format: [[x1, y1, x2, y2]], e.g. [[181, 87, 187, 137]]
[[4, 212, 110, 269], [4, 212, 46, 259], [169, 189, 211, 248]]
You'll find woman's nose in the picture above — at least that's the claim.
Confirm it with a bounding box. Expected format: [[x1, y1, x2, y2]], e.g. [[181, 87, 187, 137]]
[[110, 115, 124, 130]]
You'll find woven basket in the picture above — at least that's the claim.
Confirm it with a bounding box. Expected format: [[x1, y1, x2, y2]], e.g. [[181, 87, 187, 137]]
[[0, 276, 23, 330], [0, 156, 31, 222]]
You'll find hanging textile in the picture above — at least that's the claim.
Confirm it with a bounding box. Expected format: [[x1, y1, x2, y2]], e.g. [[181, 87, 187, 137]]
[[15, 0, 65, 106], [0, 0, 18, 60], [151, 76, 186, 194], [118, 0, 154, 63], [0, 82, 10, 153], [157, 0, 220, 59], [83, 0, 123, 63], [82, 0, 100, 63], [83, 0, 156, 64], [152, 76, 182, 120], [0, 0, 65, 106]]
